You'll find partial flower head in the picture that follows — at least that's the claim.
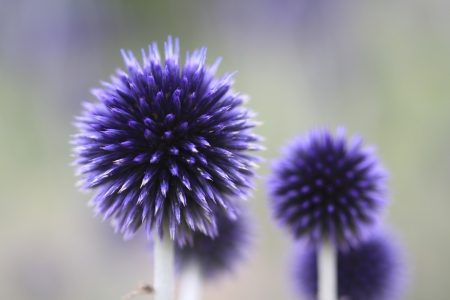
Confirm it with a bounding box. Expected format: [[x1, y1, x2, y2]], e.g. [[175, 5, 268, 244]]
[[175, 205, 252, 279], [72, 37, 262, 245], [294, 229, 406, 300], [267, 127, 387, 247]]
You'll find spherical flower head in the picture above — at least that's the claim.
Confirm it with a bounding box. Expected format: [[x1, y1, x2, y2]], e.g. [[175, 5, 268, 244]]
[[72, 37, 262, 245], [175, 205, 252, 279], [294, 229, 406, 300], [267, 127, 388, 248]]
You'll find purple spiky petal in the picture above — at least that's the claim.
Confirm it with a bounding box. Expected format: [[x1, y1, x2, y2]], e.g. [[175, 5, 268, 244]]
[[72, 37, 262, 245], [175, 205, 252, 279], [294, 229, 406, 300], [267, 127, 388, 248]]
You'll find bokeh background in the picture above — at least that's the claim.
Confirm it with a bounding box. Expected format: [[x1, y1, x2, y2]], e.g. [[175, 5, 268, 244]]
[[1, 0, 450, 299]]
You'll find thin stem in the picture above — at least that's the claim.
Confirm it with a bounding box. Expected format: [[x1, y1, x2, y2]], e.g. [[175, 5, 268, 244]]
[[318, 240, 337, 300], [154, 231, 175, 300], [178, 261, 202, 300]]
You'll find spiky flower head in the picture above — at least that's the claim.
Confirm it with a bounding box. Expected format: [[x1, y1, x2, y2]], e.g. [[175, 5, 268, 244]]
[[267, 127, 387, 248], [175, 205, 252, 279], [294, 229, 406, 300], [72, 37, 261, 245]]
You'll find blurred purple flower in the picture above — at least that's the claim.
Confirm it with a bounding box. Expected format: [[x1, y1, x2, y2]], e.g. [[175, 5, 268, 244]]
[[294, 229, 406, 300], [267, 127, 388, 248], [72, 37, 262, 245], [175, 205, 252, 279]]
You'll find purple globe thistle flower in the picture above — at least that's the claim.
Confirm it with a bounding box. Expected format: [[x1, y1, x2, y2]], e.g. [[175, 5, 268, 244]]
[[175, 205, 252, 279], [72, 37, 262, 245], [267, 127, 387, 248], [294, 229, 406, 300]]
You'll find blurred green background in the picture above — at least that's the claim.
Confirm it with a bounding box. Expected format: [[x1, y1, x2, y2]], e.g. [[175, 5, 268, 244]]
[[1, 0, 450, 299]]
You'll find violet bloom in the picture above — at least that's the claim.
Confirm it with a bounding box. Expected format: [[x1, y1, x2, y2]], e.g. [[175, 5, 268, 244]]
[[294, 230, 406, 300], [175, 205, 251, 279], [267, 127, 387, 247], [72, 37, 262, 245]]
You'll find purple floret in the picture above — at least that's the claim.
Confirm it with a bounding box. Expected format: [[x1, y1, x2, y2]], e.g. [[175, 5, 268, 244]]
[[294, 229, 406, 300], [268, 127, 388, 248], [72, 37, 262, 245], [175, 205, 252, 279]]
